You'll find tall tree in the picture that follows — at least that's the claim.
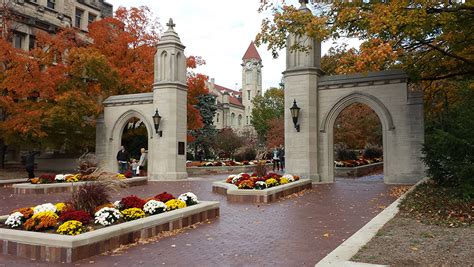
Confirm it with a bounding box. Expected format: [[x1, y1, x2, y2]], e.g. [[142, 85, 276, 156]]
[[251, 87, 284, 140], [189, 94, 218, 159]]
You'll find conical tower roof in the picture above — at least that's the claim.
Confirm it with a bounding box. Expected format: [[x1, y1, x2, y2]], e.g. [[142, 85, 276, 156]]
[[242, 41, 262, 61]]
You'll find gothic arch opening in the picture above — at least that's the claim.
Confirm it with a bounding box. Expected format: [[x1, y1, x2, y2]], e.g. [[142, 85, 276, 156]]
[[120, 117, 149, 161], [333, 103, 383, 181]]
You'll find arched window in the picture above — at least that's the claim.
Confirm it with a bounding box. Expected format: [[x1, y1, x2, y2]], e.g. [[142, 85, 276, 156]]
[[216, 113, 219, 123], [231, 113, 235, 126], [238, 115, 242, 126]]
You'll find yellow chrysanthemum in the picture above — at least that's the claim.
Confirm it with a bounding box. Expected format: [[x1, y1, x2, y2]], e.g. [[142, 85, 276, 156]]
[[280, 178, 289, 185], [165, 199, 187, 211], [121, 208, 145, 221], [57, 220, 84, 236], [55, 203, 66, 212]]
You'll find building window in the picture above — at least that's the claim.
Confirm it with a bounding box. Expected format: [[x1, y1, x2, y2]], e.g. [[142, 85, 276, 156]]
[[88, 13, 97, 25], [13, 33, 24, 50], [216, 113, 219, 123], [238, 115, 242, 126], [231, 113, 235, 126], [75, 9, 83, 28], [47, 0, 55, 9], [246, 116, 249, 125], [247, 90, 251, 100], [28, 35, 36, 51]]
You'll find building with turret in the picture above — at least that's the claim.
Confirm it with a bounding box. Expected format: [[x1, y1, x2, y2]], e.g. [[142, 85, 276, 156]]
[[207, 41, 263, 129]]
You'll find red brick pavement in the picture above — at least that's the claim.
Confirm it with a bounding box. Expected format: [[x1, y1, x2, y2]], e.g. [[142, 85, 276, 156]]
[[0, 175, 399, 266]]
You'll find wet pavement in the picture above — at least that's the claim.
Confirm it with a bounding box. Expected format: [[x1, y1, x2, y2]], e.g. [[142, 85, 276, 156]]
[[0, 174, 399, 266]]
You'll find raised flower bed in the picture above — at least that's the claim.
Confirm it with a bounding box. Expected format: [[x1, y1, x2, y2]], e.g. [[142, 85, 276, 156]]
[[187, 160, 273, 176], [13, 173, 147, 194], [334, 158, 383, 178], [0, 192, 219, 263], [212, 173, 312, 203]]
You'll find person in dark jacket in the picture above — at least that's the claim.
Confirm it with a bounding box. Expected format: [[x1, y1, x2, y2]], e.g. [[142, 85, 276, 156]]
[[116, 146, 130, 174], [279, 145, 285, 171], [24, 151, 40, 179]]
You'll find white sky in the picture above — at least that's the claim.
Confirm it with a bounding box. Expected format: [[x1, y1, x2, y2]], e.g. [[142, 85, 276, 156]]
[[109, 0, 360, 91]]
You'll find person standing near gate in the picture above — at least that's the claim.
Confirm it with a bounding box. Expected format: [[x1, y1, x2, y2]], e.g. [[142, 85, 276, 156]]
[[116, 146, 130, 174], [24, 150, 40, 179], [137, 148, 147, 176], [279, 145, 285, 172], [272, 147, 280, 172]]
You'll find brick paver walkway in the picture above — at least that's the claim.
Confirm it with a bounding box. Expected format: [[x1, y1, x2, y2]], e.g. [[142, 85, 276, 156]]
[[0, 174, 398, 266]]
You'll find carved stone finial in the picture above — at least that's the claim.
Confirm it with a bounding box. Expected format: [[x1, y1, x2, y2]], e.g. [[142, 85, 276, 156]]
[[166, 18, 176, 30]]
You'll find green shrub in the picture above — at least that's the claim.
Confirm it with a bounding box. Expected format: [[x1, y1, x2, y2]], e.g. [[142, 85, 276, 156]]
[[335, 144, 358, 161], [423, 87, 474, 199], [234, 147, 257, 162], [362, 144, 383, 159]]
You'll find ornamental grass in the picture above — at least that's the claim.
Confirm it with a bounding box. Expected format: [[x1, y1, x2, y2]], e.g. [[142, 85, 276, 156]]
[[71, 182, 111, 215]]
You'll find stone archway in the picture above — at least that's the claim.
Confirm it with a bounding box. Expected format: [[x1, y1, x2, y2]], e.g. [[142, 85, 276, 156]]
[[319, 92, 393, 183]]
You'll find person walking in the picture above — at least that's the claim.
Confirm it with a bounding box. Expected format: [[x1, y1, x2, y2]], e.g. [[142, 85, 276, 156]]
[[279, 145, 285, 171], [272, 147, 280, 172], [137, 148, 147, 176], [24, 151, 40, 179], [116, 146, 130, 174]]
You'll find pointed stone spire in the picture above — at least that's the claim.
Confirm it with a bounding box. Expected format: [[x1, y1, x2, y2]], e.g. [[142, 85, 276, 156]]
[[161, 17, 181, 43], [242, 41, 262, 61]]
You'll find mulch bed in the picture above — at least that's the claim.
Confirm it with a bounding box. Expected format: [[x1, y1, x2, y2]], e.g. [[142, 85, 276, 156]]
[[352, 181, 474, 265]]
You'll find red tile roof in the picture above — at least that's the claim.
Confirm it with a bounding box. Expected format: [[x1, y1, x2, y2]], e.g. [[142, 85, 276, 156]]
[[214, 84, 243, 107], [242, 41, 262, 61]]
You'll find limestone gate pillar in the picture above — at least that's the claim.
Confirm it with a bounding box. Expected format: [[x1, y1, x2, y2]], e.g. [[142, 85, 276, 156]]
[[283, 2, 322, 181], [149, 19, 188, 180]]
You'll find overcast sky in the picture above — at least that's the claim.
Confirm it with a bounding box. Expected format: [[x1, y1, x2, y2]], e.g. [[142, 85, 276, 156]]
[[109, 0, 359, 91]]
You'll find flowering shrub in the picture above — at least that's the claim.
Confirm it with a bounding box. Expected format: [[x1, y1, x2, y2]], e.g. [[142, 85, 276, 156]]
[[23, 211, 58, 231], [113, 200, 123, 210], [116, 174, 126, 180], [280, 177, 289, 185], [57, 220, 85, 236], [255, 181, 267, 190], [5, 212, 25, 228], [121, 195, 146, 209], [55, 203, 67, 213], [165, 199, 186, 211], [33, 203, 57, 215], [155, 192, 175, 203], [94, 203, 115, 213], [66, 174, 80, 183], [281, 174, 295, 182], [265, 178, 279, 188], [59, 210, 92, 224], [238, 180, 254, 189], [55, 174, 66, 182], [94, 207, 121, 226], [143, 200, 167, 215], [124, 171, 133, 178], [121, 208, 146, 221], [178, 192, 199, 206], [14, 207, 33, 219], [39, 174, 55, 184]]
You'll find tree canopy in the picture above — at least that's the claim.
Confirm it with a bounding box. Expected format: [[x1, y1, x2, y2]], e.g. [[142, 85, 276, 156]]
[[250, 87, 284, 140]]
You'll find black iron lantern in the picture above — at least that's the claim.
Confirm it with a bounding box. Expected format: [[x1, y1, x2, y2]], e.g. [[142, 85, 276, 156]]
[[290, 99, 300, 132], [152, 109, 163, 137]]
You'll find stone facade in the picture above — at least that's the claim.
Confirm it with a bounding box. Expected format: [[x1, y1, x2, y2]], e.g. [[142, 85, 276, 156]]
[[283, 2, 425, 184], [2, 0, 112, 51], [96, 19, 188, 180], [208, 42, 263, 129]]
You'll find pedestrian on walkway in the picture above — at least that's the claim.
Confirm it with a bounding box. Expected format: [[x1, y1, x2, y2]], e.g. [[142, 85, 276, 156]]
[[24, 151, 40, 179], [137, 148, 147, 176], [279, 145, 285, 171], [272, 147, 280, 172], [116, 146, 130, 174]]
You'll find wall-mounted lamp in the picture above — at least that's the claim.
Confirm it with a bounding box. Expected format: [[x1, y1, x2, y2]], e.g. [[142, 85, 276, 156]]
[[290, 99, 300, 132], [152, 109, 163, 137]]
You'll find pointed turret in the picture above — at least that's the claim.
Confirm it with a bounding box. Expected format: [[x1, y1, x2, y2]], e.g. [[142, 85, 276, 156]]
[[242, 41, 262, 61]]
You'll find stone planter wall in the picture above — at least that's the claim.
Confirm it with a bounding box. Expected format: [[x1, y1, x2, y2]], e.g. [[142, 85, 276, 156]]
[[335, 162, 383, 178], [0, 201, 219, 263], [187, 164, 272, 176], [13, 177, 148, 194], [212, 179, 312, 203]]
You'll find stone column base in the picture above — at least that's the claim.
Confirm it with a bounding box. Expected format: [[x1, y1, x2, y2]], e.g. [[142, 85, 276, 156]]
[[149, 172, 188, 181]]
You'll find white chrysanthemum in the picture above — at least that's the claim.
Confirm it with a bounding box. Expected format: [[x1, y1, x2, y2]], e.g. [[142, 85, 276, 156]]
[[33, 203, 57, 214], [231, 175, 240, 184], [5, 212, 24, 228], [143, 200, 167, 215], [178, 192, 198, 206], [255, 181, 267, 190], [282, 174, 295, 182], [55, 174, 66, 181], [113, 200, 122, 209], [94, 207, 121, 226]]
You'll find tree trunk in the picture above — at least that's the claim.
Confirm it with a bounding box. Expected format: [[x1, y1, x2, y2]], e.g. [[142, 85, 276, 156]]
[[0, 140, 6, 169]]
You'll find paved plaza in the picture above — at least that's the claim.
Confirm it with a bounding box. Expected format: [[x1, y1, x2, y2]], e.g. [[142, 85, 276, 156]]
[[0, 174, 399, 266]]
